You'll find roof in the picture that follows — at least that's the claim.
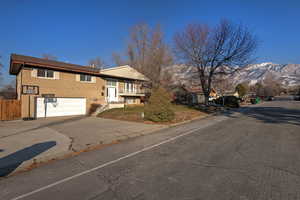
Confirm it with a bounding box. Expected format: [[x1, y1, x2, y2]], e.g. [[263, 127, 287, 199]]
[[9, 54, 148, 81], [100, 65, 149, 81], [10, 54, 100, 75]]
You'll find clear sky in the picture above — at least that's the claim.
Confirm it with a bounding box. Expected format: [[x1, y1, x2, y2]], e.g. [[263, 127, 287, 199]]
[[1, 0, 300, 84]]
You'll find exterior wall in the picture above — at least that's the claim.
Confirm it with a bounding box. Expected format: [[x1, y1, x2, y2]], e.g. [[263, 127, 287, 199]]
[[19, 67, 106, 118], [105, 79, 143, 105]]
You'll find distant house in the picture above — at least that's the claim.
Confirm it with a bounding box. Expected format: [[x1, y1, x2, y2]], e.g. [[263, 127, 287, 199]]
[[170, 84, 218, 104], [223, 91, 239, 97], [9, 54, 149, 119]]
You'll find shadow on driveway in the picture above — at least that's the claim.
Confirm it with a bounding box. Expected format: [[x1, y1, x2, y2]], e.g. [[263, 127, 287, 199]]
[[224, 106, 300, 126], [0, 141, 56, 177]]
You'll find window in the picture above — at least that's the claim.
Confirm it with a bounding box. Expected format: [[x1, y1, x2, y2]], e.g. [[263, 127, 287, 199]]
[[37, 69, 54, 78], [125, 82, 135, 93], [106, 80, 116, 86], [126, 97, 136, 104], [80, 74, 92, 82]]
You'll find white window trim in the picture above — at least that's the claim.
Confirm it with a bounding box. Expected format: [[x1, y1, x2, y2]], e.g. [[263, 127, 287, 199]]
[[124, 81, 136, 93], [35, 69, 56, 80], [79, 75, 95, 83]]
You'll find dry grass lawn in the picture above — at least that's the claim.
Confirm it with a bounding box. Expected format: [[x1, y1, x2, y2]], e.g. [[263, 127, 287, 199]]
[[98, 104, 208, 124]]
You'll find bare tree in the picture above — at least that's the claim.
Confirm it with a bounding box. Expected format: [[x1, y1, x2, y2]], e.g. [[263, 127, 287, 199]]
[[174, 20, 258, 104], [112, 52, 127, 66], [213, 74, 233, 105], [42, 54, 57, 60], [88, 57, 106, 69], [0, 80, 16, 99], [115, 23, 173, 87], [263, 73, 282, 96]]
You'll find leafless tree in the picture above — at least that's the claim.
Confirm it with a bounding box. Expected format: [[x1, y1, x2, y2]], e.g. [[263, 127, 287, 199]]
[[0, 80, 16, 99], [112, 52, 127, 66], [42, 54, 57, 60], [88, 57, 106, 69], [213, 74, 233, 105], [263, 73, 282, 96], [114, 23, 173, 87], [174, 20, 258, 104]]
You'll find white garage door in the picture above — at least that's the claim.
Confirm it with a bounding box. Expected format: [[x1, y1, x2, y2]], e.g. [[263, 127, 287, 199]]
[[36, 97, 86, 118]]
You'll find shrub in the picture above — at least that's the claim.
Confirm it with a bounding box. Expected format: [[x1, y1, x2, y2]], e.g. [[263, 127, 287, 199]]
[[235, 83, 248, 98], [144, 87, 175, 122]]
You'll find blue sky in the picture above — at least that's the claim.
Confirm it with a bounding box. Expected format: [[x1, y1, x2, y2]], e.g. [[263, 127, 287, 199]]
[[1, 0, 300, 84]]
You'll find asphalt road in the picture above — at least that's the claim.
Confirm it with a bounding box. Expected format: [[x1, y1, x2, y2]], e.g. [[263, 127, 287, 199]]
[[1, 99, 300, 200]]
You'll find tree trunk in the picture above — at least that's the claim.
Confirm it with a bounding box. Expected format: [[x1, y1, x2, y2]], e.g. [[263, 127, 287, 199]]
[[204, 94, 209, 105]]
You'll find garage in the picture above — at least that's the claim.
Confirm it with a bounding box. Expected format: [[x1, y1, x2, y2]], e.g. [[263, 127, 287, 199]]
[[36, 97, 86, 118]]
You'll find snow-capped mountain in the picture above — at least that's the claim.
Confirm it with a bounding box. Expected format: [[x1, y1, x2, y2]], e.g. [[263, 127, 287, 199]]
[[164, 63, 300, 87], [231, 63, 300, 87]]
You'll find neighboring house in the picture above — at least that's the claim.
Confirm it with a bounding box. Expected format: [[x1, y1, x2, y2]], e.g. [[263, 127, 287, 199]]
[[9, 54, 148, 119], [223, 91, 239, 97], [170, 84, 218, 104], [185, 87, 218, 104]]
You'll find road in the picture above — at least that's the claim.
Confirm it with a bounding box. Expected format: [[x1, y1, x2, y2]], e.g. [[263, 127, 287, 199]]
[[1, 99, 300, 200]]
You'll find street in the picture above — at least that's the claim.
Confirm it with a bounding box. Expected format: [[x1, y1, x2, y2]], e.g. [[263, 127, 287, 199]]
[[1, 99, 300, 200]]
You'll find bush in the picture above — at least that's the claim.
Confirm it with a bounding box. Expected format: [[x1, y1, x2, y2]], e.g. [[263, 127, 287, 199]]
[[235, 83, 248, 98], [144, 87, 175, 122]]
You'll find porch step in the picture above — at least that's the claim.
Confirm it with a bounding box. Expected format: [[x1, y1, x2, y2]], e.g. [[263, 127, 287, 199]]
[[91, 103, 125, 116], [91, 104, 110, 116]]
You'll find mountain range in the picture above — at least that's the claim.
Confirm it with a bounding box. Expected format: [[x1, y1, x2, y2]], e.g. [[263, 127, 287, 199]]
[[165, 63, 300, 87]]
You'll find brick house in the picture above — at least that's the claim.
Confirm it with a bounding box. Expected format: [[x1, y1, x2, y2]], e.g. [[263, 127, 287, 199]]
[[9, 54, 148, 119]]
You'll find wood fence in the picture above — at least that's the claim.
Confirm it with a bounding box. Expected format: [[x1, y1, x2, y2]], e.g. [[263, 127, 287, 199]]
[[0, 99, 21, 121]]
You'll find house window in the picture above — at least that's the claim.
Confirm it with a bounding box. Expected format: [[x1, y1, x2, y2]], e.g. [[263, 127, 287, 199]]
[[125, 82, 135, 93], [80, 74, 92, 82], [37, 69, 54, 78], [106, 80, 116, 87], [126, 97, 136, 104]]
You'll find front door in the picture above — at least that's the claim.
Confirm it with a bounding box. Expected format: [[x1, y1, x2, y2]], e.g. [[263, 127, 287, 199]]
[[107, 87, 117, 102]]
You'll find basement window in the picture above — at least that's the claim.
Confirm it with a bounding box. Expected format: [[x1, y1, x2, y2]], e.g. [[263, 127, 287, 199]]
[[37, 69, 54, 78]]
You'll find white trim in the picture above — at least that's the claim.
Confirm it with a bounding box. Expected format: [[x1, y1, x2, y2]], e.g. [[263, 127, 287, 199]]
[[100, 65, 131, 72], [78, 74, 94, 83], [36, 69, 56, 80]]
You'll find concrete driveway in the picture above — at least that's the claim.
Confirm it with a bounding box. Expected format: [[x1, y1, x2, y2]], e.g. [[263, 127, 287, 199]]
[[0, 116, 166, 177]]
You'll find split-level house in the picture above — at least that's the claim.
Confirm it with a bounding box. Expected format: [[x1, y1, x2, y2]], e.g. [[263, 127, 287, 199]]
[[9, 54, 148, 119]]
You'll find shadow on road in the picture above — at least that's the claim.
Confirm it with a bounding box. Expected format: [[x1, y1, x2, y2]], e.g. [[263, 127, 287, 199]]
[[0, 141, 56, 177], [225, 105, 300, 126]]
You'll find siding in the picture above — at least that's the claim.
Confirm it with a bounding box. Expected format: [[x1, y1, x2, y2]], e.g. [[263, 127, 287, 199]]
[[19, 67, 106, 118]]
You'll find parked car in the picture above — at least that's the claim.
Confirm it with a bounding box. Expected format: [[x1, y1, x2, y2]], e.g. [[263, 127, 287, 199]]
[[215, 96, 240, 108], [264, 96, 274, 101], [294, 96, 300, 101]]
